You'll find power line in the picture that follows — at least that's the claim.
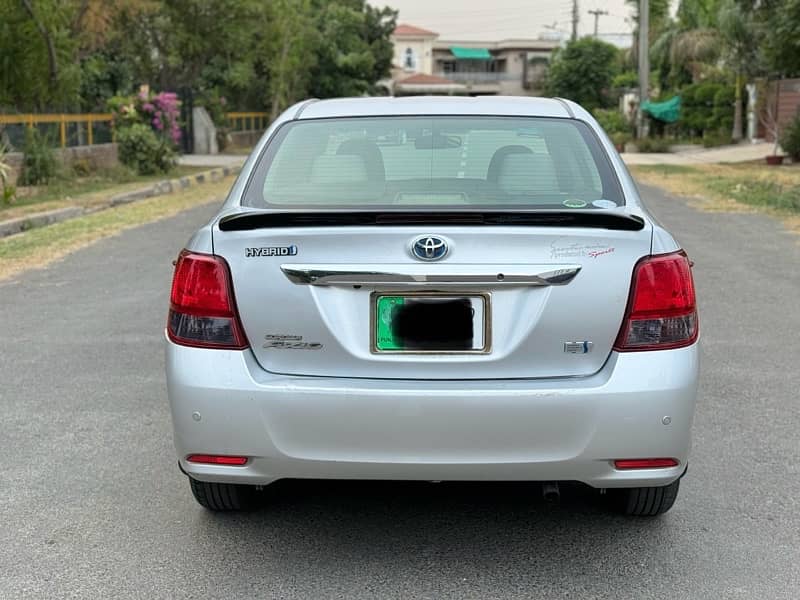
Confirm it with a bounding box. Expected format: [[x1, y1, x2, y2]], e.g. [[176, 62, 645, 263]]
[[587, 8, 609, 37]]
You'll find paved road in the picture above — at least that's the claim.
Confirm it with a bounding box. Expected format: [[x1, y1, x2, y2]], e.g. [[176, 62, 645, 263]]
[[1, 186, 799, 599]]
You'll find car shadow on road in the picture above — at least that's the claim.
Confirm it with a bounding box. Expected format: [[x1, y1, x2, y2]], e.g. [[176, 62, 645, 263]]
[[190, 480, 680, 589]]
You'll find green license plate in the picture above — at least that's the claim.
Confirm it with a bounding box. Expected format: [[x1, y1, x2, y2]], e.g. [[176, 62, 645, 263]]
[[374, 294, 488, 353]]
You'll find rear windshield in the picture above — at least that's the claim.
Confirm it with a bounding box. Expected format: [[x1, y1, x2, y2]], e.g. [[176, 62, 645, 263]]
[[243, 116, 623, 209]]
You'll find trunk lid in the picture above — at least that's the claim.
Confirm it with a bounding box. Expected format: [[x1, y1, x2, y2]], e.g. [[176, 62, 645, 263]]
[[213, 213, 651, 379]]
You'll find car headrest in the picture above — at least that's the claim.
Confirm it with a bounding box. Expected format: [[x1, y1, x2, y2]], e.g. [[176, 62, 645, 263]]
[[496, 152, 559, 196], [486, 145, 533, 182], [336, 139, 386, 182]]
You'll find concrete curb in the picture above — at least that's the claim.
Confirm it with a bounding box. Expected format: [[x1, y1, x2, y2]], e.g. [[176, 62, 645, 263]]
[[0, 165, 239, 239]]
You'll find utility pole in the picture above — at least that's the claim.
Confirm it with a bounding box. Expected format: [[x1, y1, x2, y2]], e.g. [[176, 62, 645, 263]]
[[571, 0, 579, 41], [588, 9, 608, 38], [637, 0, 649, 139]]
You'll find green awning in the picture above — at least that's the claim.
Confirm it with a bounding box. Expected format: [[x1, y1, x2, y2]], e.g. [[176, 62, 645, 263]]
[[450, 47, 491, 60], [641, 96, 681, 123]]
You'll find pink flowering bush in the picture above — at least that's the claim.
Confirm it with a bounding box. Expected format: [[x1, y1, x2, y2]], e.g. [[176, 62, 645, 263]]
[[109, 90, 182, 148], [108, 90, 181, 175]]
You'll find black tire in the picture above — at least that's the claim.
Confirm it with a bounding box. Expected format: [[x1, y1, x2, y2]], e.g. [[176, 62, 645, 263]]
[[189, 477, 259, 511], [617, 479, 680, 516]]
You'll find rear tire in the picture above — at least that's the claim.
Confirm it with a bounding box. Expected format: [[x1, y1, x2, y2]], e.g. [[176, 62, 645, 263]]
[[189, 477, 259, 511], [617, 479, 680, 516]]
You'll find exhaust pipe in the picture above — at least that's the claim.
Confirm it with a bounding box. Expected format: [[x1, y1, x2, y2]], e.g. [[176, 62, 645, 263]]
[[542, 482, 560, 503]]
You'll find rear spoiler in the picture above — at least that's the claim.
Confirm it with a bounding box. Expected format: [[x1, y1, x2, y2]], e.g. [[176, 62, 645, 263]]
[[218, 210, 645, 232]]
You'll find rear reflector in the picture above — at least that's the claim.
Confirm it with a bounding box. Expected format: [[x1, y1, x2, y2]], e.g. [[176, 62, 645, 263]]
[[167, 250, 249, 349], [614, 250, 698, 351], [614, 458, 679, 470], [187, 454, 248, 466]]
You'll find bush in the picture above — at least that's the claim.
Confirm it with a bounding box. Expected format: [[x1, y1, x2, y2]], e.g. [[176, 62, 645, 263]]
[[0, 135, 16, 204], [117, 123, 176, 175], [611, 71, 639, 90], [702, 132, 733, 148], [635, 137, 671, 153], [109, 90, 182, 147], [779, 112, 800, 160], [19, 128, 57, 186], [678, 81, 735, 138], [611, 131, 632, 149], [593, 108, 631, 135], [711, 86, 735, 135]]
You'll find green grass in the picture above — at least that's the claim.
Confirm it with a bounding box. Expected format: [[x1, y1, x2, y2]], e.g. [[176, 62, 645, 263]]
[[630, 162, 800, 230], [707, 178, 800, 212], [632, 164, 696, 176], [0, 176, 235, 281], [631, 162, 800, 216], [8, 165, 205, 208]]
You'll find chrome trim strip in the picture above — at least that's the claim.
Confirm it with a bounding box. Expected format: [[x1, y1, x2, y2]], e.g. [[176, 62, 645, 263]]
[[280, 264, 581, 287]]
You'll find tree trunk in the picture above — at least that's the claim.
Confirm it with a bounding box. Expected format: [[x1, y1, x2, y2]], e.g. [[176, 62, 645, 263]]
[[732, 73, 743, 141], [20, 0, 59, 89], [270, 32, 292, 121]]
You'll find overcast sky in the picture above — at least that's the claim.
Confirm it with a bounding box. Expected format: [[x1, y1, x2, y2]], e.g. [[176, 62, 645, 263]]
[[379, 0, 640, 43]]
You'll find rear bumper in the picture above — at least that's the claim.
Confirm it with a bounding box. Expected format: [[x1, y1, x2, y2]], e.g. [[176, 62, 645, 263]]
[[166, 340, 699, 489]]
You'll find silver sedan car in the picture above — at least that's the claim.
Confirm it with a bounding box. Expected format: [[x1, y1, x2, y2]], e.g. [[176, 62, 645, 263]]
[[166, 97, 699, 516]]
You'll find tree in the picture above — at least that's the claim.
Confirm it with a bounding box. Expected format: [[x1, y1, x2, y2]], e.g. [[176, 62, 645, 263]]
[[265, 0, 318, 119], [544, 38, 619, 111], [751, 0, 800, 78], [718, 0, 762, 140], [0, 0, 398, 114], [0, 1, 81, 110]]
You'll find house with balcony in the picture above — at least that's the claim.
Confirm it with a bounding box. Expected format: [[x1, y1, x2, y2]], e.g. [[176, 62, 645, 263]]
[[389, 24, 558, 97]]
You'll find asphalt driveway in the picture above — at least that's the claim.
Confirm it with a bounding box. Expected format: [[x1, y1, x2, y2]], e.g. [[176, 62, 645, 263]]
[[1, 184, 798, 599]]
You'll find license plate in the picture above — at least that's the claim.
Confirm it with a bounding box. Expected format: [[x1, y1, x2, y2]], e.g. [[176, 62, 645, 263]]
[[372, 293, 490, 353]]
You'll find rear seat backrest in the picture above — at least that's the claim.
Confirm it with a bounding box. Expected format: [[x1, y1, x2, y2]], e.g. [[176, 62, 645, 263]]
[[310, 154, 369, 185]]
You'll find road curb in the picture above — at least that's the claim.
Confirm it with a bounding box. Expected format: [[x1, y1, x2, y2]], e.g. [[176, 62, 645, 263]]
[[0, 165, 238, 239]]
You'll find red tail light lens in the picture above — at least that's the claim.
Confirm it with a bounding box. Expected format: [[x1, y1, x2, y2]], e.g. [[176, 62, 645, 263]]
[[167, 250, 249, 349], [187, 454, 248, 466], [614, 458, 679, 469], [614, 250, 698, 351]]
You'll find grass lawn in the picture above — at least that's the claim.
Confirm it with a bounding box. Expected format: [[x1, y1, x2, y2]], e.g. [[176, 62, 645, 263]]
[[630, 162, 800, 232], [0, 175, 234, 281], [1, 165, 208, 221]]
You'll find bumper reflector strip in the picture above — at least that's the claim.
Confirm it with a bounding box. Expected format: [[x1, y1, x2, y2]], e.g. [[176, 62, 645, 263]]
[[187, 454, 248, 466], [614, 458, 679, 470]]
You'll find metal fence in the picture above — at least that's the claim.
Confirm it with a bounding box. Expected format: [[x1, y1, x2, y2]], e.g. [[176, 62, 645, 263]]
[[226, 112, 269, 133], [0, 111, 270, 151], [0, 113, 115, 150]]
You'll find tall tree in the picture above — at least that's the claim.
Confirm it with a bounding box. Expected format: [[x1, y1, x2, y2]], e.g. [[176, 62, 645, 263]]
[[544, 38, 620, 111], [718, 0, 761, 139]]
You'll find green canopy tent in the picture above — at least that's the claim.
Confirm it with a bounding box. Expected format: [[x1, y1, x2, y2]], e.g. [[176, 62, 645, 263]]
[[640, 96, 681, 123]]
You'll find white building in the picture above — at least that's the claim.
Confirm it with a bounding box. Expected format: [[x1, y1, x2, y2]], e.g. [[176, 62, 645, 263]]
[[388, 23, 559, 96]]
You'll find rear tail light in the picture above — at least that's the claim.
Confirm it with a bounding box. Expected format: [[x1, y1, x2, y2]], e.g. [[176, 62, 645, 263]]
[[614, 458, 679, 469], [167, 250, 249, 349], [187, 454, 248, 466], [614, 250, 698, 351]]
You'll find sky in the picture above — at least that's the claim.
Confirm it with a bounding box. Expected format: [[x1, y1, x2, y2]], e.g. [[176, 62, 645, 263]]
[[380, 0, 638, 45]]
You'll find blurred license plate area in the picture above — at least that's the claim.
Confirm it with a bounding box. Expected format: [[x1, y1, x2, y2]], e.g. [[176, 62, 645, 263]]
[[374, 294, 488, 353]]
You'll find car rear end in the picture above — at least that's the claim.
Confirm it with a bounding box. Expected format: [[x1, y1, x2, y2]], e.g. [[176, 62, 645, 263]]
[[165, 98, 699, 515]]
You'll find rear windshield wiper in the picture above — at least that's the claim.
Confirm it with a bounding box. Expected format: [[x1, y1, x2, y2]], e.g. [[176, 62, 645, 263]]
[[218, 210, 645, 232]]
